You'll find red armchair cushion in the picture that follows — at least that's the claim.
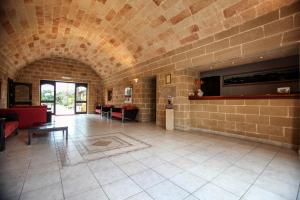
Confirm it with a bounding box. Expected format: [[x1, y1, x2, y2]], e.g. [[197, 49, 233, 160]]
[[95, 109, 101, 114], [112, 112, 122, 119], [4, 121, 19, 138]]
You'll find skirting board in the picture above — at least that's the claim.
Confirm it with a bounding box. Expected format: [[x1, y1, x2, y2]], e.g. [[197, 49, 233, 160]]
[[186, 127, 299, 152]]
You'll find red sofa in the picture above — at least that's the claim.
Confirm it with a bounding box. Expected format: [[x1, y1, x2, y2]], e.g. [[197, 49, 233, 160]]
[[111, 105, 138, 123], [0, 113, 19, 151], [0, 106, 47, 128]]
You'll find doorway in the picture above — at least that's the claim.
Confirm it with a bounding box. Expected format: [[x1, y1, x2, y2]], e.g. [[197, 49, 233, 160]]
[[55, 82, 75, 115], [40, 80, 88, 115], [149, 77, 157, 122]]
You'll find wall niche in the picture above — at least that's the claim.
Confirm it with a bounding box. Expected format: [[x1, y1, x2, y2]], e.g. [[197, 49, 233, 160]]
[[200, 55, 300, 96]]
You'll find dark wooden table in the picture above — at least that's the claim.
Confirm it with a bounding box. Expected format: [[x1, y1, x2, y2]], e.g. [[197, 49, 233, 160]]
[[27, 123, 68, 145]]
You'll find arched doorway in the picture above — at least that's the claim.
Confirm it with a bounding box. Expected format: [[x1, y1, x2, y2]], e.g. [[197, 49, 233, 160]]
[[40, 80, 88, 115]]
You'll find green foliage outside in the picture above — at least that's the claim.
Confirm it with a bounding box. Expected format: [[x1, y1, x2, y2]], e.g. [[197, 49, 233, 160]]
[[41, 89, 75, 109], [41, 89, 54, 101], [56, 91, 75, 109]]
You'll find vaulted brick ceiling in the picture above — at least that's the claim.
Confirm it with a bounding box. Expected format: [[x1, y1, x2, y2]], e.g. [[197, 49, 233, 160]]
[[0, 0, 296, 77]]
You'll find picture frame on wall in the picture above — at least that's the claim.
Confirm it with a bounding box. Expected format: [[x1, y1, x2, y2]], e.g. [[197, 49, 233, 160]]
[[166, 74, 171, 84]]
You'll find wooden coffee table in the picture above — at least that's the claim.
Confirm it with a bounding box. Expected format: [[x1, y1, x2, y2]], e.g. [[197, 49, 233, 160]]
[[27, 123, 68, 145]]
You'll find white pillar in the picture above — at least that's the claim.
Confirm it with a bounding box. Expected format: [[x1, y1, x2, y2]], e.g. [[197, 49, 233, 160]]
[[166, 109, 174, 131]]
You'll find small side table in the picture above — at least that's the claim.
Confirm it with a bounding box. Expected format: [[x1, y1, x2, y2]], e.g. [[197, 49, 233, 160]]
[[27, 123, 68, 145]]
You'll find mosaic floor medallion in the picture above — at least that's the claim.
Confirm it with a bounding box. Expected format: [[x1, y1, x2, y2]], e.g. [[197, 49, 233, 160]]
[[56, 132, 150, 166]]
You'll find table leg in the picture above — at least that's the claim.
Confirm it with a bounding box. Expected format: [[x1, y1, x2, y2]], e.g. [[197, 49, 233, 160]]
[[66, 128, 68, 140], [28, 130, 32, 145]]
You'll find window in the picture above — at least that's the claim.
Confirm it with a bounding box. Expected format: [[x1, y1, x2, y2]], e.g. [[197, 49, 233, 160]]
[[40, 81, 55, 114], [75, 83, 88, 114]]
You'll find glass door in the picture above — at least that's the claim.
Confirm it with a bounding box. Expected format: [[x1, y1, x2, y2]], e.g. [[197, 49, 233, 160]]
[[55, 82, 75, 115], [40, 80, 88, 115], [40, 80, 55, 114], [75, 83, 87, 114]]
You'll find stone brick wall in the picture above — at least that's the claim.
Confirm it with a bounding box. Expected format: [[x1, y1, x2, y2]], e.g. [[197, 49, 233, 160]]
[[0, 67, 8, 108], [190, 99, 300, 148], [15, 57, 102, 113], [103, 4, 300, 146], [0, 63, 11, 108]]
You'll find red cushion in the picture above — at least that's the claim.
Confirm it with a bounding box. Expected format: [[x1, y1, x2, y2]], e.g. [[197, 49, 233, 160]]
[[95, 109, 101, 114], [112, 112, 122, 118], [4, 121, 18, 138], [0, 106, 47, 128]]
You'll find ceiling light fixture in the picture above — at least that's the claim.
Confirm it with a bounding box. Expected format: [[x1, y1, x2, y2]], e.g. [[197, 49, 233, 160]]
[[259, 56, 264, 59], [133, 78, 138, 83], [62, 76, 71, 80]]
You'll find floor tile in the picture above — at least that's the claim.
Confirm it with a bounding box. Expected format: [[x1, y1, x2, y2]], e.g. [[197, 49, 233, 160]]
[[126, 192, 153, 200], [193, 183, 239, 200], [255, 174, 299, 200], [169, 157, 198, 170], [221, 166, 259, 184], [88, 158, 116, 172], [20, 183, 63, 200], [184, 195, 199, 200], [23, 170, 60, 193], [140, 156, 166, 168], [211, 166, 259, 197], [94, 166, 127, 185], [1, 195, 19, 200], [27, 161, 60, 176], [0, 168, 27, 183], [235, 155, 270, 174], [102, 178, 142, 200], [262, 164, 300, 186], [130, 169, 165, 189], [188, 159, 230, 181], [1, 177, 24, 199], [146, 180, 189, 200], [60, 163, 91, 180], [119, 161, 148, 176], [129, 150, 152, 160], [212, 174, 252, 197], [170, 172, 207, 193], [110, 154, 136, 165], [186, 152, 210, 164], [65, 188, 108, 200], [62, 173, 99, 198], [157, 152, 179, 161], [153, 163, 183, 178], [241, 185, 288, 200]]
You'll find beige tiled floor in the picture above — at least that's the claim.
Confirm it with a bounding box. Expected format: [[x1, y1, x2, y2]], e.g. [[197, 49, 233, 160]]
[[0, 115, 299, 200]]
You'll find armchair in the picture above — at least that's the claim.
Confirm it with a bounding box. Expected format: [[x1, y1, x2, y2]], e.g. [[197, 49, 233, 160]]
[[0, 113, 19, 151]]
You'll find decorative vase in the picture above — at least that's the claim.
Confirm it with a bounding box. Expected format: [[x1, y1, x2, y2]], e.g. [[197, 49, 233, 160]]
[[197, 89, 204, 97]]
